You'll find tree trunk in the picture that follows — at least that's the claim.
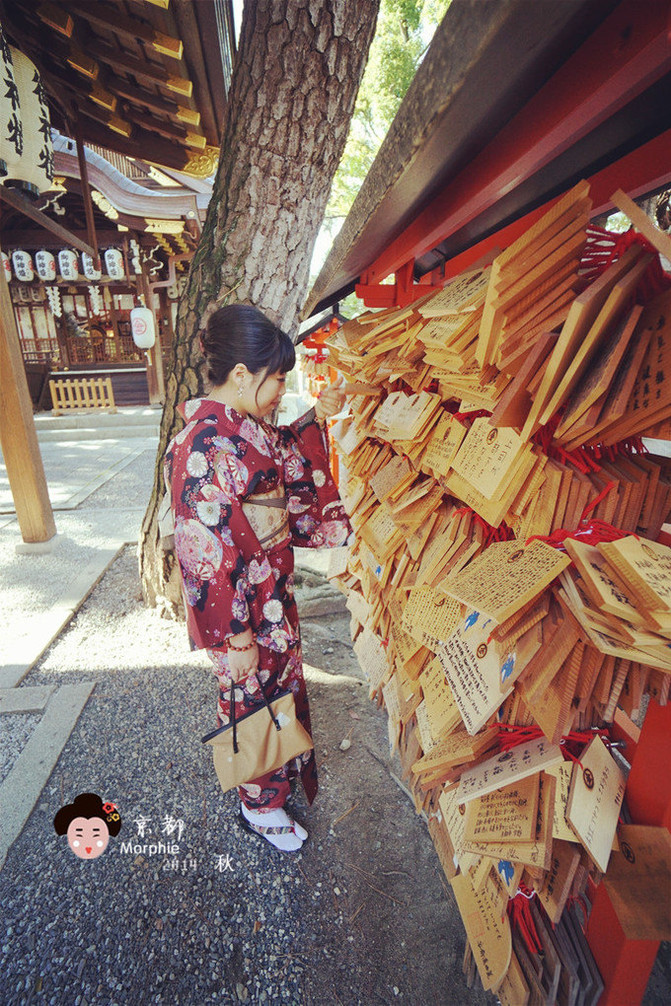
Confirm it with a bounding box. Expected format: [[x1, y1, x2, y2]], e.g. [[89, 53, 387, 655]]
[[139, 0, 380, 614]]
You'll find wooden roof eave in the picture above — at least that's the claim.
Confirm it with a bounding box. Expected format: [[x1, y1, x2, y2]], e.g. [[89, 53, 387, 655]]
[[0, 0, 232, 171], [53, 148, 203, 222]]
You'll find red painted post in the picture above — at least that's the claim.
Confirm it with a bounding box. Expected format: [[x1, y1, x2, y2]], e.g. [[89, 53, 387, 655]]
[[586, 701, 671, 1004]]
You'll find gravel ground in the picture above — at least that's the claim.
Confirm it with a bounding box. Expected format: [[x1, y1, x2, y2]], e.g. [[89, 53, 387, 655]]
[[0, 714, 41, 784], [0, 545, 490, 1006]]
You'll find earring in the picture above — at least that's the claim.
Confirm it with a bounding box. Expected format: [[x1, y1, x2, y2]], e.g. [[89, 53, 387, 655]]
[[238, 385, 243, 399]]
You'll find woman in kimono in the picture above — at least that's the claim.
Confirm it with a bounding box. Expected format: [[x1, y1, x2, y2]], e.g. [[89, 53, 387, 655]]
[[164, 304, 351, 852]]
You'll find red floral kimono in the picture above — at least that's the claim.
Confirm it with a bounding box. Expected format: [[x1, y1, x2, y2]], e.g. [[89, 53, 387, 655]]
[[164, 398, 351, 810]]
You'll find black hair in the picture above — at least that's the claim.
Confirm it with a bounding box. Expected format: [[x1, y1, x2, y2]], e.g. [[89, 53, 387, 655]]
[[53, 792, 122, 837], [201, 304, 295, 402]]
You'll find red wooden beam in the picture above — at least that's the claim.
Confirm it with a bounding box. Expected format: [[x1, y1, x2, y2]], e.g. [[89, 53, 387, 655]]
[[357, 129, 671, 308], [439, 129, 671, 285], [365, 0, 671, 287]]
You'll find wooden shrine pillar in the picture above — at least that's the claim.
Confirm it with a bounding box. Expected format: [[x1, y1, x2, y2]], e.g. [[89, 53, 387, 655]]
[[138, 262, 165, 405], [0, 244, 56, 544]]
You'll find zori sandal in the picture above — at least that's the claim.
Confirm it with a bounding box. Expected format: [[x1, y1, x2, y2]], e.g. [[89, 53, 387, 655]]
[[238, 805, 307, 852]]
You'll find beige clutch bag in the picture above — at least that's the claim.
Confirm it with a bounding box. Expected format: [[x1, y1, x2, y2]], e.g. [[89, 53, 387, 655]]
[[201, 674, 313, 793]]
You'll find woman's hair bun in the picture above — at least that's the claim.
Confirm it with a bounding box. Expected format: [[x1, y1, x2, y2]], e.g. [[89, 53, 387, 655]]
[[201, 304, 295, 387]]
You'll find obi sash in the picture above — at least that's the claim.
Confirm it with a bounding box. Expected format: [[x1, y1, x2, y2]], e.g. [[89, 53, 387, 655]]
[[241, 486, 289, 550]]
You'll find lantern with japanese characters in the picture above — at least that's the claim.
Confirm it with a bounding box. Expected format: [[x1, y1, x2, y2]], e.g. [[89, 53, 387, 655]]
[[58, 249, 79, 281], [0, 25, 20, 180], [130, 305, 156, 349], [11, 249, 33, 282], [82, 252, 102, 281], [104, 248, 124, 281], [35, 249, 56, 281], [4, 46, 53, 197]]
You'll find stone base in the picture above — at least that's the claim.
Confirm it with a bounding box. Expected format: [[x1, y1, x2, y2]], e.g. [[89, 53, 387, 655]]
[[15, 534, 59, 555]]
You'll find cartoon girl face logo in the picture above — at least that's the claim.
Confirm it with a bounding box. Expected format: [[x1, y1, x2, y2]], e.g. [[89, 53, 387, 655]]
[[53, 792, 121, 860]]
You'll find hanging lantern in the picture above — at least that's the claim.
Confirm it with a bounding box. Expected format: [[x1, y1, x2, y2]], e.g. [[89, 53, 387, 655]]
[[82, 251, 102, 280], [2, 251, 12, 282], [11, 249, 34, 282], [104, 247, 124, 280], [58, 248, 79, 280], [4, 47, 53, 197], [35, 249, 56, 281], [0, 26, 20, 180], [130, 305, 156, 349]]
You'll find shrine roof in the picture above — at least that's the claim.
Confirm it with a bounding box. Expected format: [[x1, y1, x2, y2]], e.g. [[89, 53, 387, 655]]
[[0, 0, 234, 177]]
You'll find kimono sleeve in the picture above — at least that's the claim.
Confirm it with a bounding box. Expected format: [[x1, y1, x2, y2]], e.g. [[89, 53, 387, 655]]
[[164, 434, 252, 651], [275, 406, 352, 549]]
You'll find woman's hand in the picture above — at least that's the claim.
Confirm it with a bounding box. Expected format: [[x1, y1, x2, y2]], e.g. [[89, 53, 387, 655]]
[[225, 630, 259, 683], [315, 376, 345, 423]]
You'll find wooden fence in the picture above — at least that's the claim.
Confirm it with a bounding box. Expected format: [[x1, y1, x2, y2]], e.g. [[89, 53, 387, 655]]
[[49, 377, 117, 415]]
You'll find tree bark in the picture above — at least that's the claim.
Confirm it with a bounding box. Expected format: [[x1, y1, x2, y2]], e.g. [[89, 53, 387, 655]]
[[139, 0, 380, 614]]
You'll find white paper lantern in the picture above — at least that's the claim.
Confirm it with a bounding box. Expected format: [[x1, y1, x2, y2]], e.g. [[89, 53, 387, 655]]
[[0, 27, 20, 180], [82, 252, 102, 281], [12, 249, 33, 282], [35, 249, 56, 281], [58, 248, 79, 281], [4, 47, 53, 197], [130, 306, 156, 349], [104, 247, 124, 280], [2, 251, 11, 282]]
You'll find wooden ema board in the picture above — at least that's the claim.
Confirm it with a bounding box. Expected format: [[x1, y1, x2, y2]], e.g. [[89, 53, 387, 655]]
[[332, 180, 671, 1004], [602, 824, 671, 940], [437, 609, 514, 735], [566, 735, 625, 873], [443, 539, 571, 624], [520, 244, 645, 442], [599, 534, 671, 614], [555, 303, 644, 443], [463, 775, 539, 843], [450, 871, 512, 991], [533, 250, 651, 431], [456, 736, 563, 804], [478, 181, 591, 370]]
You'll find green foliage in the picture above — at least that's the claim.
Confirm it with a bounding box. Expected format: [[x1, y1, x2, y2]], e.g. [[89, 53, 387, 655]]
[[323, 0, 450, 230]]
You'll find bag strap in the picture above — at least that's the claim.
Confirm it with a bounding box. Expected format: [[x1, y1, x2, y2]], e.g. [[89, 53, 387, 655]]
[[254, 673, 282, 731], [230, 681, 238, 753], [229, 674, 282, 755]]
